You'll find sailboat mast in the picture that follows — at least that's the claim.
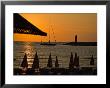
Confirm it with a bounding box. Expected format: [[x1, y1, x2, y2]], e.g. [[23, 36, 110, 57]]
[[49, 27, 50, 44], [51, 25, 56, 43]]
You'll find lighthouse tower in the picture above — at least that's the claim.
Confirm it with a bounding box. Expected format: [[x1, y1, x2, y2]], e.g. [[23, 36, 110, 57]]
[[75, 35, 77, 43]]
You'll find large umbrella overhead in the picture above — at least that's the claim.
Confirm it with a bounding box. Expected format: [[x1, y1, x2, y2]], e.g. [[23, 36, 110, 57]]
[[14, 13, 47, 36]]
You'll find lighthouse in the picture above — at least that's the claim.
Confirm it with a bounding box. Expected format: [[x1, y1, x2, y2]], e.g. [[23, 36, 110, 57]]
[[75, 35, 77, 43]]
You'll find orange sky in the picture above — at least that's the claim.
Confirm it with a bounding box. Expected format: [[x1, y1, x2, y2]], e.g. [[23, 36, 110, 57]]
[[14, 13, 97, 42]]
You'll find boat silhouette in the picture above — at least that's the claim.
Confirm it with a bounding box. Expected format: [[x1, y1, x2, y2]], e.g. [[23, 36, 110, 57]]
[[40, 40, 56, 46]]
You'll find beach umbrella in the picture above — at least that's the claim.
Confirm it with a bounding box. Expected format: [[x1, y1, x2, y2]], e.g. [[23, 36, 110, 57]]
[[73, 52, 79, 67], [32, 52, 39, 69], [21, 53, 28, 68], [76, 56, 79, 67], [69, 52, 74, 69], [47, 53, 52, 68], [55, 56, 59, 68], [90, 55, 94, 65]]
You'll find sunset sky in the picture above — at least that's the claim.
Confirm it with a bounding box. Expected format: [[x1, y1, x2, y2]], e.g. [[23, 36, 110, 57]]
[[14, 13, 97, 42]]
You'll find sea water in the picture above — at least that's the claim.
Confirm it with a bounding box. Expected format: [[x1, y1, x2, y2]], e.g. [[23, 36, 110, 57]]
[[14, 41, 97, 68]]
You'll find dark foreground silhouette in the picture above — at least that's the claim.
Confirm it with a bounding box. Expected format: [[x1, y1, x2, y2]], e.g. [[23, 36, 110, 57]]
[[14, 67, 97, 75], [14, 52, 96, 75]]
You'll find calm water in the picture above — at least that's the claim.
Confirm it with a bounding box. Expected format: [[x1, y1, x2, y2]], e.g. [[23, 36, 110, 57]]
[[14, 41, 97, 68]]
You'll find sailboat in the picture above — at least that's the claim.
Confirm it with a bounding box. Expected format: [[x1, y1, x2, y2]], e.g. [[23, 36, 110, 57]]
[[40, 40, 56, 46], [40, 25, 56, 46]]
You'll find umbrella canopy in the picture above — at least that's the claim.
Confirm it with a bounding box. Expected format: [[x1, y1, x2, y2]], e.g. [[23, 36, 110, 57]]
[[21, 53, 28, 68], [14, 13, 47, 36]]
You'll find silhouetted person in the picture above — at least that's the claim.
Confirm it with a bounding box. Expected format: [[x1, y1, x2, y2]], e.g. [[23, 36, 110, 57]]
[[32, 52, 39, 70], [69, 52, 74, 69], [55, 56, 59, 68], [47, 53, 52, 68], [90, 55, 94, 65]]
